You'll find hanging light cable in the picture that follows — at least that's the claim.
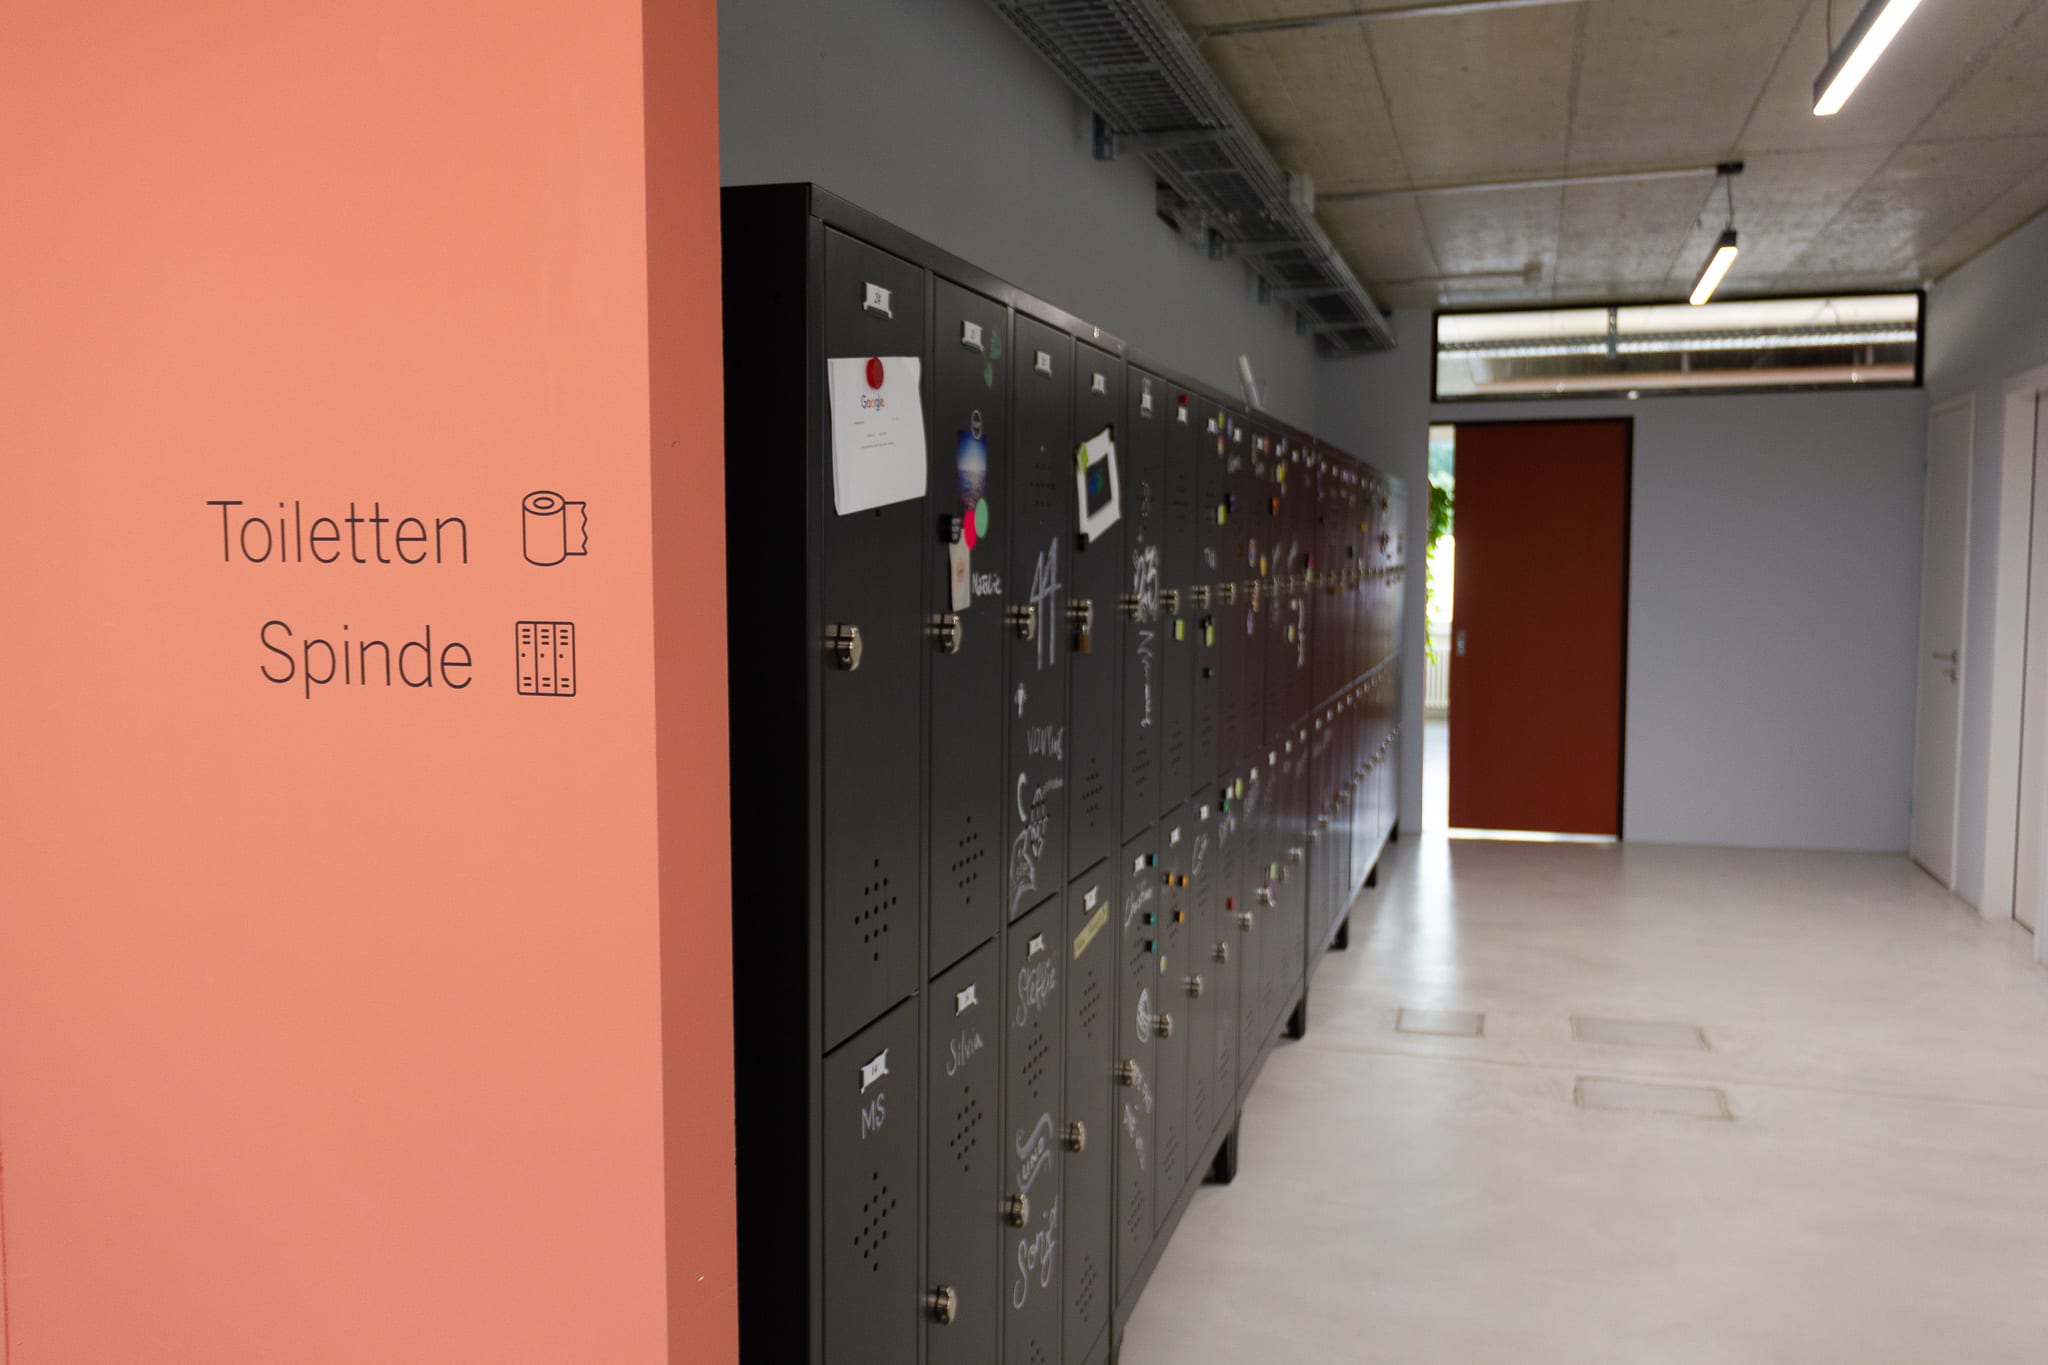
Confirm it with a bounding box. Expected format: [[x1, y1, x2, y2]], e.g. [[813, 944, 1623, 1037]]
[[1689, 163, 1743, 307]]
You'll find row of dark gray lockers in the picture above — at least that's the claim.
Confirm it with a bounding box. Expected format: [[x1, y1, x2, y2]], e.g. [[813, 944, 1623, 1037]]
[[721, 185, 1407, 1365]]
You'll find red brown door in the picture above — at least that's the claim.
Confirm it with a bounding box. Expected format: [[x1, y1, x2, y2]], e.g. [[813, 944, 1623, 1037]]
[[1448, 420, 1628, 835]]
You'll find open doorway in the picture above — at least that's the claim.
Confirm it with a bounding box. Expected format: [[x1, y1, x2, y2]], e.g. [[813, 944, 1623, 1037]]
[[1423, 419, 1631, 840]]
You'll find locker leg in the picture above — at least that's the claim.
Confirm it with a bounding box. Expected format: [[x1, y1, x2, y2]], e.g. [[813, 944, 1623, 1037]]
[[1285, 993, 1308, 1041], [1365, 860, 1379, 890], [1206, 1120, 1241, 1186], [1389, 818, 1401, 843], [1332, 914, 1350, 951]]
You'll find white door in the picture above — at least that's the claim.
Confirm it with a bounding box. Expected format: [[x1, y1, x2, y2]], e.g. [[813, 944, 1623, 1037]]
[[1912, 400, 1973, 884], [2016, 396, 2048, 930]]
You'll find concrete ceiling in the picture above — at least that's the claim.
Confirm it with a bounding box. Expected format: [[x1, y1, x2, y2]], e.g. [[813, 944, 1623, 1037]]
[[1166, 0, 2048, 307]]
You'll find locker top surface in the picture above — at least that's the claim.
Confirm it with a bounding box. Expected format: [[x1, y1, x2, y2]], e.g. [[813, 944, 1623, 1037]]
[[723, 182, 1127, 357]]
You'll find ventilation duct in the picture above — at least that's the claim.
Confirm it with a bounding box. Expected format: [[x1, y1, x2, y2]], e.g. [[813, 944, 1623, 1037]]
[[988, 0, 1394, 354]]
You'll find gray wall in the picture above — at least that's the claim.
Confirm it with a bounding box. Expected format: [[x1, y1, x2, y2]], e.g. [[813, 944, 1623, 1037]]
[[1925, 208, 2048, 907], [1322, 310, 1928, 851], [717, 0, 1323, 428], [722, 1, 1934, 854]]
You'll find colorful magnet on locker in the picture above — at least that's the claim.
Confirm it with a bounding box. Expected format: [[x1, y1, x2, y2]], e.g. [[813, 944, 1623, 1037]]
[[974, 498, 990, 542], [1174, 619, 1186, 641], [866, 356, 885, 389]]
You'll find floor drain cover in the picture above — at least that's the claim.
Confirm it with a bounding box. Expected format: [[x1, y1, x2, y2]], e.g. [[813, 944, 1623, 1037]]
[[1396, 1007, 1484, 1038], [1572, 1017, 1709, 1051], [1574, 1076, 1730, 1120]]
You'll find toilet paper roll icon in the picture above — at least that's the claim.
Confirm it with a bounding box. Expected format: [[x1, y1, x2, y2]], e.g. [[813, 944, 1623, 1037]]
[[522, 490, 588, 566]]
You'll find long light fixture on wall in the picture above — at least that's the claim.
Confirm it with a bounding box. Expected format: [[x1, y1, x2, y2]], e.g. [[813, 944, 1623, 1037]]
[[1814, 0, 1926, 116], [1689, 163, 1743, 307]]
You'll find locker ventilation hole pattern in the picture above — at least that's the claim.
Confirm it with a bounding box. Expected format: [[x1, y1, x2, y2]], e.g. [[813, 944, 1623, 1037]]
[[1077, 971, 1103, 1040], [1075, 1252, 1101, 1326], [1192, 1073, 1210, 1137], [1161, 1130, 1180, 1189], [952, 818, 986, 905], [858, 858, 898, 965], [950, 1084, 985, 1173], [1077, 757, 1107, 837], [854, 1170, 897, 1273], [1029, 464, 1061, 517], [1125, 1172, 1147, 1244], [1024, 1025, 1051, 1100]]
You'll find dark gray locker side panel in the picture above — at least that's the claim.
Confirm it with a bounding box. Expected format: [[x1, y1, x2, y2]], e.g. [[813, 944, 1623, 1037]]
[[822, 998, 920, 1365], [1067, 341, 1124, 882], [928, 278, 1009, 976], [1153, 808, 1191, 1226], [821, 228, 925, 1051], [1160, 385, 1199, 812], [1120, 369, 1167, 843], [927, 941, 1001, 1365], [1004, 899, 1063, 1365], [1064, 868, 1115, 1361], [1112, 827, 1158, 1299], [1006, 317, 1071, 925]]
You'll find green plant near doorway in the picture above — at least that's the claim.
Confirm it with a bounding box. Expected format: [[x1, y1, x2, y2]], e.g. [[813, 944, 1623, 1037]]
[[1424, 480, 1453, 664]]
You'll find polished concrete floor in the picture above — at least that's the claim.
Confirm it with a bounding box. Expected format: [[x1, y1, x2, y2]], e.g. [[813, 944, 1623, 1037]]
[[1119, 836, 2048, 1364]]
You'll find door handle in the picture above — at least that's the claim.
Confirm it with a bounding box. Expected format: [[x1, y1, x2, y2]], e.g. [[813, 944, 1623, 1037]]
[[1930, 649, 1959, 664]]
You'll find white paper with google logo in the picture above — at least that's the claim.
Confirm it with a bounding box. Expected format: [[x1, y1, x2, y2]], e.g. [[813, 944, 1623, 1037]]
[[827, 356, 927, 515]]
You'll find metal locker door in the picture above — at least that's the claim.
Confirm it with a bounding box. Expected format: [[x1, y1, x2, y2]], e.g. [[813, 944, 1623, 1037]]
[[1120, 369, 1167, 843], [1212, 777, 1245, 1108], [1311, 456, 1335, 711], [1067, 341, 1124, 883], [820, 228, 926, 1051], [1004, 899, 1063, 1365], [1065, 868, 1115, 1362], [1256, 429, 1293, 747], [1216, 414, 1247, 775], [1153, 810, 1191, 1229], [1184, 795, 1220, 1150], [1276, 730, 1310, 1024], [823, 997, 920, 1365], [1242, 757, 1276, 1057], [1192, 401, 1229, 788], [929, 279, 1010, 976], [1228, 419, 1261, 769], [1160, 386, 1199, 812], [1113, 828, 1158, 1299], [928, 941, 1001, 1365], [1006, 316, 1071, 925], [1307, 711, 1332, 954]]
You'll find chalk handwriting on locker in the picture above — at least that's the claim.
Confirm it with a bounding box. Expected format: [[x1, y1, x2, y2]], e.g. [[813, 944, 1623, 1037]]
[[719, 185, 1407, 1365]]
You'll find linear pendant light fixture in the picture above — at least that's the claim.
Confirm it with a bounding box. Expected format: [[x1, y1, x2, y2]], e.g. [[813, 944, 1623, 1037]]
[[1814, 0, 1927, 116], [1689, 163, 1744, 306]]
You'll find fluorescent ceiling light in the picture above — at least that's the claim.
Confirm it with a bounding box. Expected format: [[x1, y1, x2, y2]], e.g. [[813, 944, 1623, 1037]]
[[1814, 0, 1926, 116], [1689, 230, 1740, 306]]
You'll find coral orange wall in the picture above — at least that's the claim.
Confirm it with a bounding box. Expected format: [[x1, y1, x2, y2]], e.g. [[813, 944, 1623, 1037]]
[[0, 2, 734, 1361]]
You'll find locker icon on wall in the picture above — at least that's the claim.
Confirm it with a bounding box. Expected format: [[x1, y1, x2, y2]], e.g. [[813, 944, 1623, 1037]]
[[516, 621, 577, 697]]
